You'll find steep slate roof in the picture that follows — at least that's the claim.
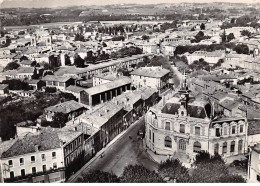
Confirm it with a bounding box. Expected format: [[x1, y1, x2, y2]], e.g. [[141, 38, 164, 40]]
[[161, 98, 211, 119], [45, 100, 86, 114], [130, 67, 170, 78]]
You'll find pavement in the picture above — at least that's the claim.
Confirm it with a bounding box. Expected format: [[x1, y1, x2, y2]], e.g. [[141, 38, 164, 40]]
[[67, 116, 159, 182]]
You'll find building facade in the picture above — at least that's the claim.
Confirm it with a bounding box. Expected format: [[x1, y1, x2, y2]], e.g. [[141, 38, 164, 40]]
[[145, 81, 248, 160]]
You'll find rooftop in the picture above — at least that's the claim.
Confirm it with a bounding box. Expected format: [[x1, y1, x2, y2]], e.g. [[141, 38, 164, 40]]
[[0, 130, 61, 159], [79, 102, 123, 129], [0, 84, 8, 90], [66, 85, 86, 93], [17, 67, 35, 74], [84, 77, 131, 95], [42, 75, 72, 83], [130, 66, 170, 78], [45, 100, 86, 114]]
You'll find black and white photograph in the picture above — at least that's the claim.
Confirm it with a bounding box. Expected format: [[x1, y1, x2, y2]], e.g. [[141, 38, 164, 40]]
[[0, 0, 259, 183]]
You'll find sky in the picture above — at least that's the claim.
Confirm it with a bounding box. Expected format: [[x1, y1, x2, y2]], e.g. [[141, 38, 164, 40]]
[[1, 0, 259, 8]]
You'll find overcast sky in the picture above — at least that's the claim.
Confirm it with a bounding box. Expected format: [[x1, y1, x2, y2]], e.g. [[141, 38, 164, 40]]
[[1, 0, 259, 8]]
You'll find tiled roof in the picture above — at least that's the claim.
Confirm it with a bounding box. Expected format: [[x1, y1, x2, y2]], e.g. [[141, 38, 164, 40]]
[[66, 85, 86, 93], [85, 77, 131, 95], [0, 130, 61, 158], [45, 100, 86, 114], [17, 67, 35, 74], [79, 102, 123, 128], [42, 75, 72, 83], [20, 60, 33, 66], [130, 67, 170, 78]]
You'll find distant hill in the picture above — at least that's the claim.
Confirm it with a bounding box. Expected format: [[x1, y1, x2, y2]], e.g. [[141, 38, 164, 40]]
[[0, 0, 257, 9]]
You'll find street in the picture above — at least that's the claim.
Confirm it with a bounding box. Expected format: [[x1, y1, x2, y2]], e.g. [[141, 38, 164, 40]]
[[69, 117, 159, 182]]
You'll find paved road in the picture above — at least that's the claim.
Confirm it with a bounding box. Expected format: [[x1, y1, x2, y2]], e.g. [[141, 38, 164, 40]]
[[70, 117, 159, 182]]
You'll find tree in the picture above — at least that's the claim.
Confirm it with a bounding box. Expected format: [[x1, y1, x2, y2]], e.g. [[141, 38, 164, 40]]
[[2, 79, 31, 90], [212, 59, 224, 69], [120, 165, 164, 183], [190, 151, 245, 183], [112, 36, 125, 41], [148, 55, 172, 71], [200, 23, 206, 30], [234, 44, 249, 54], [74, 33, 85, 41], [158, 158, 191, 183], [41, 62, 49, 70], [77, 170, 120, 183], [52, 112, 68, 128], [189, 59, 210, 71], [4, 62, 20, 71], [65, 54, 71, 66], [45, 87, 56, 93], [221, 30, 227, 43], [20, 56, 28, 61], [227, 33, 235, 42], [74, 54, 85, 68], [241, 30, 251, 37], [142, 35, 150, 40]]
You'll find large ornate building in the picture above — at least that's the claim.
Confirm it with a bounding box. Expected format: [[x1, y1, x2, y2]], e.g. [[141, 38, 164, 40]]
[[145, 78, 248, 159]]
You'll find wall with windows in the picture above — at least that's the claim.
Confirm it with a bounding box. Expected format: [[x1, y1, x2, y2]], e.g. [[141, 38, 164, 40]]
[[248, 147, 260, 183], [63, 134, 84, 167], [208, 119, 248, 157], [145, 109, 210, 157], [1, 148, 63, 180]]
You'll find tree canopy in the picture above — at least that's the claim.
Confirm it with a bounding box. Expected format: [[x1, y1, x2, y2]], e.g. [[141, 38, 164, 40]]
[[77, 170, 120, 183], [2, 79, 31, 90], [4, 62, 20, 71], [190, 151, 246, 183], [74, 54, 85, 68], [120, 164, 164, 183], [158, 158, 191, 183]]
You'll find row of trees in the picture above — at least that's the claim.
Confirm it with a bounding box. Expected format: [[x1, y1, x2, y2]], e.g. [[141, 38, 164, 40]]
[[75, 151, 245, 183], [174, 43, 250, 55]]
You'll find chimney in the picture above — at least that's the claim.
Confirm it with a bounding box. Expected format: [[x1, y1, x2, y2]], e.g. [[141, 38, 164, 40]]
[[0, 137, 2, 143]]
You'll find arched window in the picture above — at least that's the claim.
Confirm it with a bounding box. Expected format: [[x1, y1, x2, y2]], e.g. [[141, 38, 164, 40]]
[[165, 136, 172, 148], [193, 141, 201, 153], [238, 140, 243, 153], [230, 141, 235, 153], [214, 143, 219, 154], [223, 142, 227, 154]]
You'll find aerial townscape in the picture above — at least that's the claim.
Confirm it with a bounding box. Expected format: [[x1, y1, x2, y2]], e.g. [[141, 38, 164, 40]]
[[0, 0, 260, 183]]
